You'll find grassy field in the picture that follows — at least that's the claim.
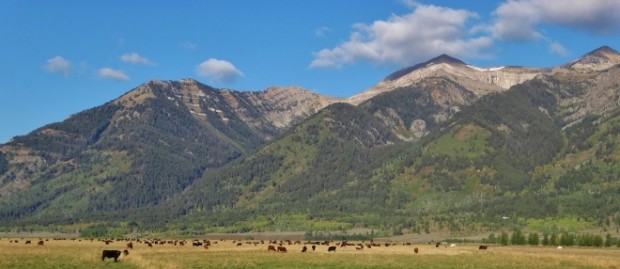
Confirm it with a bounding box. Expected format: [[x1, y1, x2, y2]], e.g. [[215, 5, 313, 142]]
[[1, 237, 618, 269]]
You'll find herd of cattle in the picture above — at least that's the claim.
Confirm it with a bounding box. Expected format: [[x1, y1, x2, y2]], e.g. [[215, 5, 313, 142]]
[[2, 237, 491, 262]]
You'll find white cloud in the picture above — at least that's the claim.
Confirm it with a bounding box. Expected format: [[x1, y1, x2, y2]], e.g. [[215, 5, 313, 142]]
[[314, 26, 332, 38], [549, 42, 570, 57], [492, 0, 620, 41], [98, 68, 130, 81], [310, 3, 492, 68], [196, 58, 244, 83], [121, 52, 154, 65], [44, 56, 71, 76], [180, 41, 198, 50]]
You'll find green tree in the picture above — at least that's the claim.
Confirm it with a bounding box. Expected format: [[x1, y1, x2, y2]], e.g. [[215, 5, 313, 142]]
[[511, 229, 526, 245], [500, 231, 509, 246], [528, 232, 539, 246], [604, 234, 612, 247], [550, 233, 558, 246], [487, 233, 497, 244], [592, 234, 603, 247], [542, 233, 549, 246], [560, 233, 574, 246]]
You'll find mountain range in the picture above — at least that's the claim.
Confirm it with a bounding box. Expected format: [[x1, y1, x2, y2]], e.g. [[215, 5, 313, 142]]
[[1, 46, 619, 235]]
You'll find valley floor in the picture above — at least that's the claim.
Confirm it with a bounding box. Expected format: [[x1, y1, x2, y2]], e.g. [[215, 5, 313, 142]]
[[1, 237, 619, 269]]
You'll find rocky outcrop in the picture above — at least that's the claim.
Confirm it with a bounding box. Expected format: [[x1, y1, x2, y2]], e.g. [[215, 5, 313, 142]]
[[347, 55, 546, 105], [566, 46, 620, 71]]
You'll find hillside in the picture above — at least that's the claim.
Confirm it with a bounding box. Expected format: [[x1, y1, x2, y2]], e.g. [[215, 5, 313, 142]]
[[0, 79, 336, 226], [0, 46, 619, 236]]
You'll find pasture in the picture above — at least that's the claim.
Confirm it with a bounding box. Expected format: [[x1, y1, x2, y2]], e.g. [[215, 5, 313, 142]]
[[0, 237, 618, 269]]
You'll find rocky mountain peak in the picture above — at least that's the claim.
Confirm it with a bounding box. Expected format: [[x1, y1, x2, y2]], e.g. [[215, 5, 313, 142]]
[[347, 54, 544, 105], [568, 45, 620, 71], [384, 54, 466, 82]]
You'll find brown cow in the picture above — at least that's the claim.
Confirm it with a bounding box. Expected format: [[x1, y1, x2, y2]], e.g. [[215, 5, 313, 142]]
[[312, 245, 316, 251], [414, 247, 419, 253], [101, 250, 122, 262], [277, 246, 287, 253], [267, 245, 277, 252], [479, 245, 488, 250], [25, 240, 31, 244], [38, 240, 44, 246], [123, 250, 129, 256], [301, 246, 307, 252], [328, 246, 337, 252], [127, 242, 133, 249]]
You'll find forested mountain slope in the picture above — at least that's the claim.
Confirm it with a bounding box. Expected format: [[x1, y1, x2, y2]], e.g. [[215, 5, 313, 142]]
[[0, 47, 618, 236]]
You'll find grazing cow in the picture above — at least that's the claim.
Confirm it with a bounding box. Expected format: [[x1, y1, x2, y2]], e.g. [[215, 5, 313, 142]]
[[312, 245, 316, 251], [277, 246, 287, 253], [268, 245, 277, 252], [479, 245, 488, 250], [236, 242, 243, 246], [450, 243, 456, 247], [147, 242, 153, 247], [414, 247, 419, 254], [301, 246, 307, 252], [25, 240, 31, 244], [123, 250, 129, 256], [328, 246, 337, 252], [355, 246, 363, 250], [38, 240, 44, 246], [203, 244, 209, 250], [127, 242, 133, 249], [557, 246, 563, 250], [101, 250, 122, 262], [435, 242, 441, 248], [192, 241, 202, 247]]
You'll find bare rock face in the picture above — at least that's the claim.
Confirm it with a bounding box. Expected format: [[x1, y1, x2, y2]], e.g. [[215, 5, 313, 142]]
[[347, 55, 546, 105], [248, 86, 339, 128], [131, 79, 341, 142], [566, 46, 620, 71]]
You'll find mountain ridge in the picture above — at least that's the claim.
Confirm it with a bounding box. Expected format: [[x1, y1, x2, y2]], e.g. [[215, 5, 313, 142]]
[[1, 46, 619, 235]]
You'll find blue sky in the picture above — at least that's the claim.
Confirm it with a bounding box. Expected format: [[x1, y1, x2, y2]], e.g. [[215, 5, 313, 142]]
[[1, 0, 620, 143]]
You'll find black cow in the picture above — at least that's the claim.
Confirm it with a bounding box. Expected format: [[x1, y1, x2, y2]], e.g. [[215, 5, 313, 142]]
[[301, 246, 307, 252], [479, 245, 488, 250], [328, 246, 337, 252], [101, 250, 122, 262], [312, 245, 316, 251]]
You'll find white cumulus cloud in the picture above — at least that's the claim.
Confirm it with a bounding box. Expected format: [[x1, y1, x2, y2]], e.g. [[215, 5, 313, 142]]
[[98, 68, 130, 81], [549, 42, 570, 57], [121, 52, 154, 65], [44, 56, 71, 76], [492, 0, 620, 41], [310, 3, 492, 68], [314, 26, 332, 38], [196, 58, 244, 83]]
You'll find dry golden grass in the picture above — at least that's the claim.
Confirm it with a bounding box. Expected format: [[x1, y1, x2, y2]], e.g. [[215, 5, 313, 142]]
[[1, 237, 619, 269]]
